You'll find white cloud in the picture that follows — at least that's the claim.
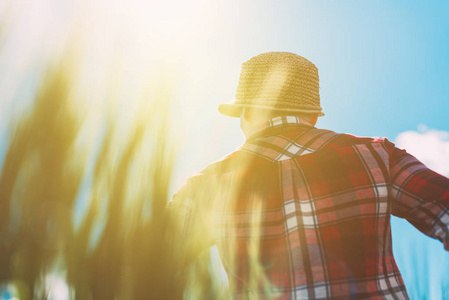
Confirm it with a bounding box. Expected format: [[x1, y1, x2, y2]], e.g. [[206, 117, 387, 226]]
[[395, 125, 449, 176]]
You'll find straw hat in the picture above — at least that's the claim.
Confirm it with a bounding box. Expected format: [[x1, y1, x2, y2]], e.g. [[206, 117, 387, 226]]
[[219, 52, 324, 117]]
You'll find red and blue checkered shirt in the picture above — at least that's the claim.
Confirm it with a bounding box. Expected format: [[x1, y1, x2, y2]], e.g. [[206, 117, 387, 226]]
[[172, 116, 449, 299]]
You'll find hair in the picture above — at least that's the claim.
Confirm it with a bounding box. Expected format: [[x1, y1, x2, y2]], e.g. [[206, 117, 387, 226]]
[[242, 107, 316, 124]]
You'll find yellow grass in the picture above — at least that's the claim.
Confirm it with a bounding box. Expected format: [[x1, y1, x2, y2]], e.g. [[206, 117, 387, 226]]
[[0, 54, 273, 299]]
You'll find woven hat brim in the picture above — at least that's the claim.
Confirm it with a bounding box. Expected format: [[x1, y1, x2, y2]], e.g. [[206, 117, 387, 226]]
[[218, 103, 325, 118]]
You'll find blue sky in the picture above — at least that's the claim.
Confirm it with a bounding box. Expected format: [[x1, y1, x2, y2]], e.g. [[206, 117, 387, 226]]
[[169, 0, 449, 174], [0, 0, 448, 298]]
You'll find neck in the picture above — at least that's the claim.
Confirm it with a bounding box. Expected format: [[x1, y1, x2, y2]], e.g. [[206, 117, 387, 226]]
[[241, 114, 318, 139]]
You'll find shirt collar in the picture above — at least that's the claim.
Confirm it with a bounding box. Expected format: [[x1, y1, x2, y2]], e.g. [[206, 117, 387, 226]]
[[246, 116, 315, 141]]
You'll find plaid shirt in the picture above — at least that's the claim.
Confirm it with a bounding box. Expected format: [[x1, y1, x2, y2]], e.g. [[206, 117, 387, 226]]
[[172, 116, 449, 299]]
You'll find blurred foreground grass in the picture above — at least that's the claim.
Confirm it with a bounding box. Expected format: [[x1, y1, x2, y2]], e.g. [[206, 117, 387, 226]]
[[0, 59, 231, 299]]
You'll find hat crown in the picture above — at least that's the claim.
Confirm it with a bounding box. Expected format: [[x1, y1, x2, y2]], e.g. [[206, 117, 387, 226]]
[[242, 51, 317, 69], [235, 52, 321, 111], [218, 52, 324, 117]]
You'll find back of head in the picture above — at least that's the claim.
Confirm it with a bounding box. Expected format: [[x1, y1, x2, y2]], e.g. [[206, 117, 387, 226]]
[[242, 107, 316, 124]]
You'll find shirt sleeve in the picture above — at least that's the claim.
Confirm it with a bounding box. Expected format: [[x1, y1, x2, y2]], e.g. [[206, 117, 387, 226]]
[[389, 143, 449, 251], [168, 174, 216, 258]]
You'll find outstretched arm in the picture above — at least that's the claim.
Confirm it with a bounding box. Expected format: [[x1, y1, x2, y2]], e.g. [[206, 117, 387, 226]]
[[389, 145, 449, 251], [168, 174, 216, 262]]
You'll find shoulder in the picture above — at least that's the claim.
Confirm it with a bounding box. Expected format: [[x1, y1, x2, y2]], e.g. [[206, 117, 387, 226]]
[[177, 147, 273, 194], [197, 148, 270, 176], [322, 132, 396, 150]]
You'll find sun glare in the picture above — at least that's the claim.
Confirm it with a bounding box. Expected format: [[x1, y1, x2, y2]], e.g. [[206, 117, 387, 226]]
[[0, 1, 221, 298]]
